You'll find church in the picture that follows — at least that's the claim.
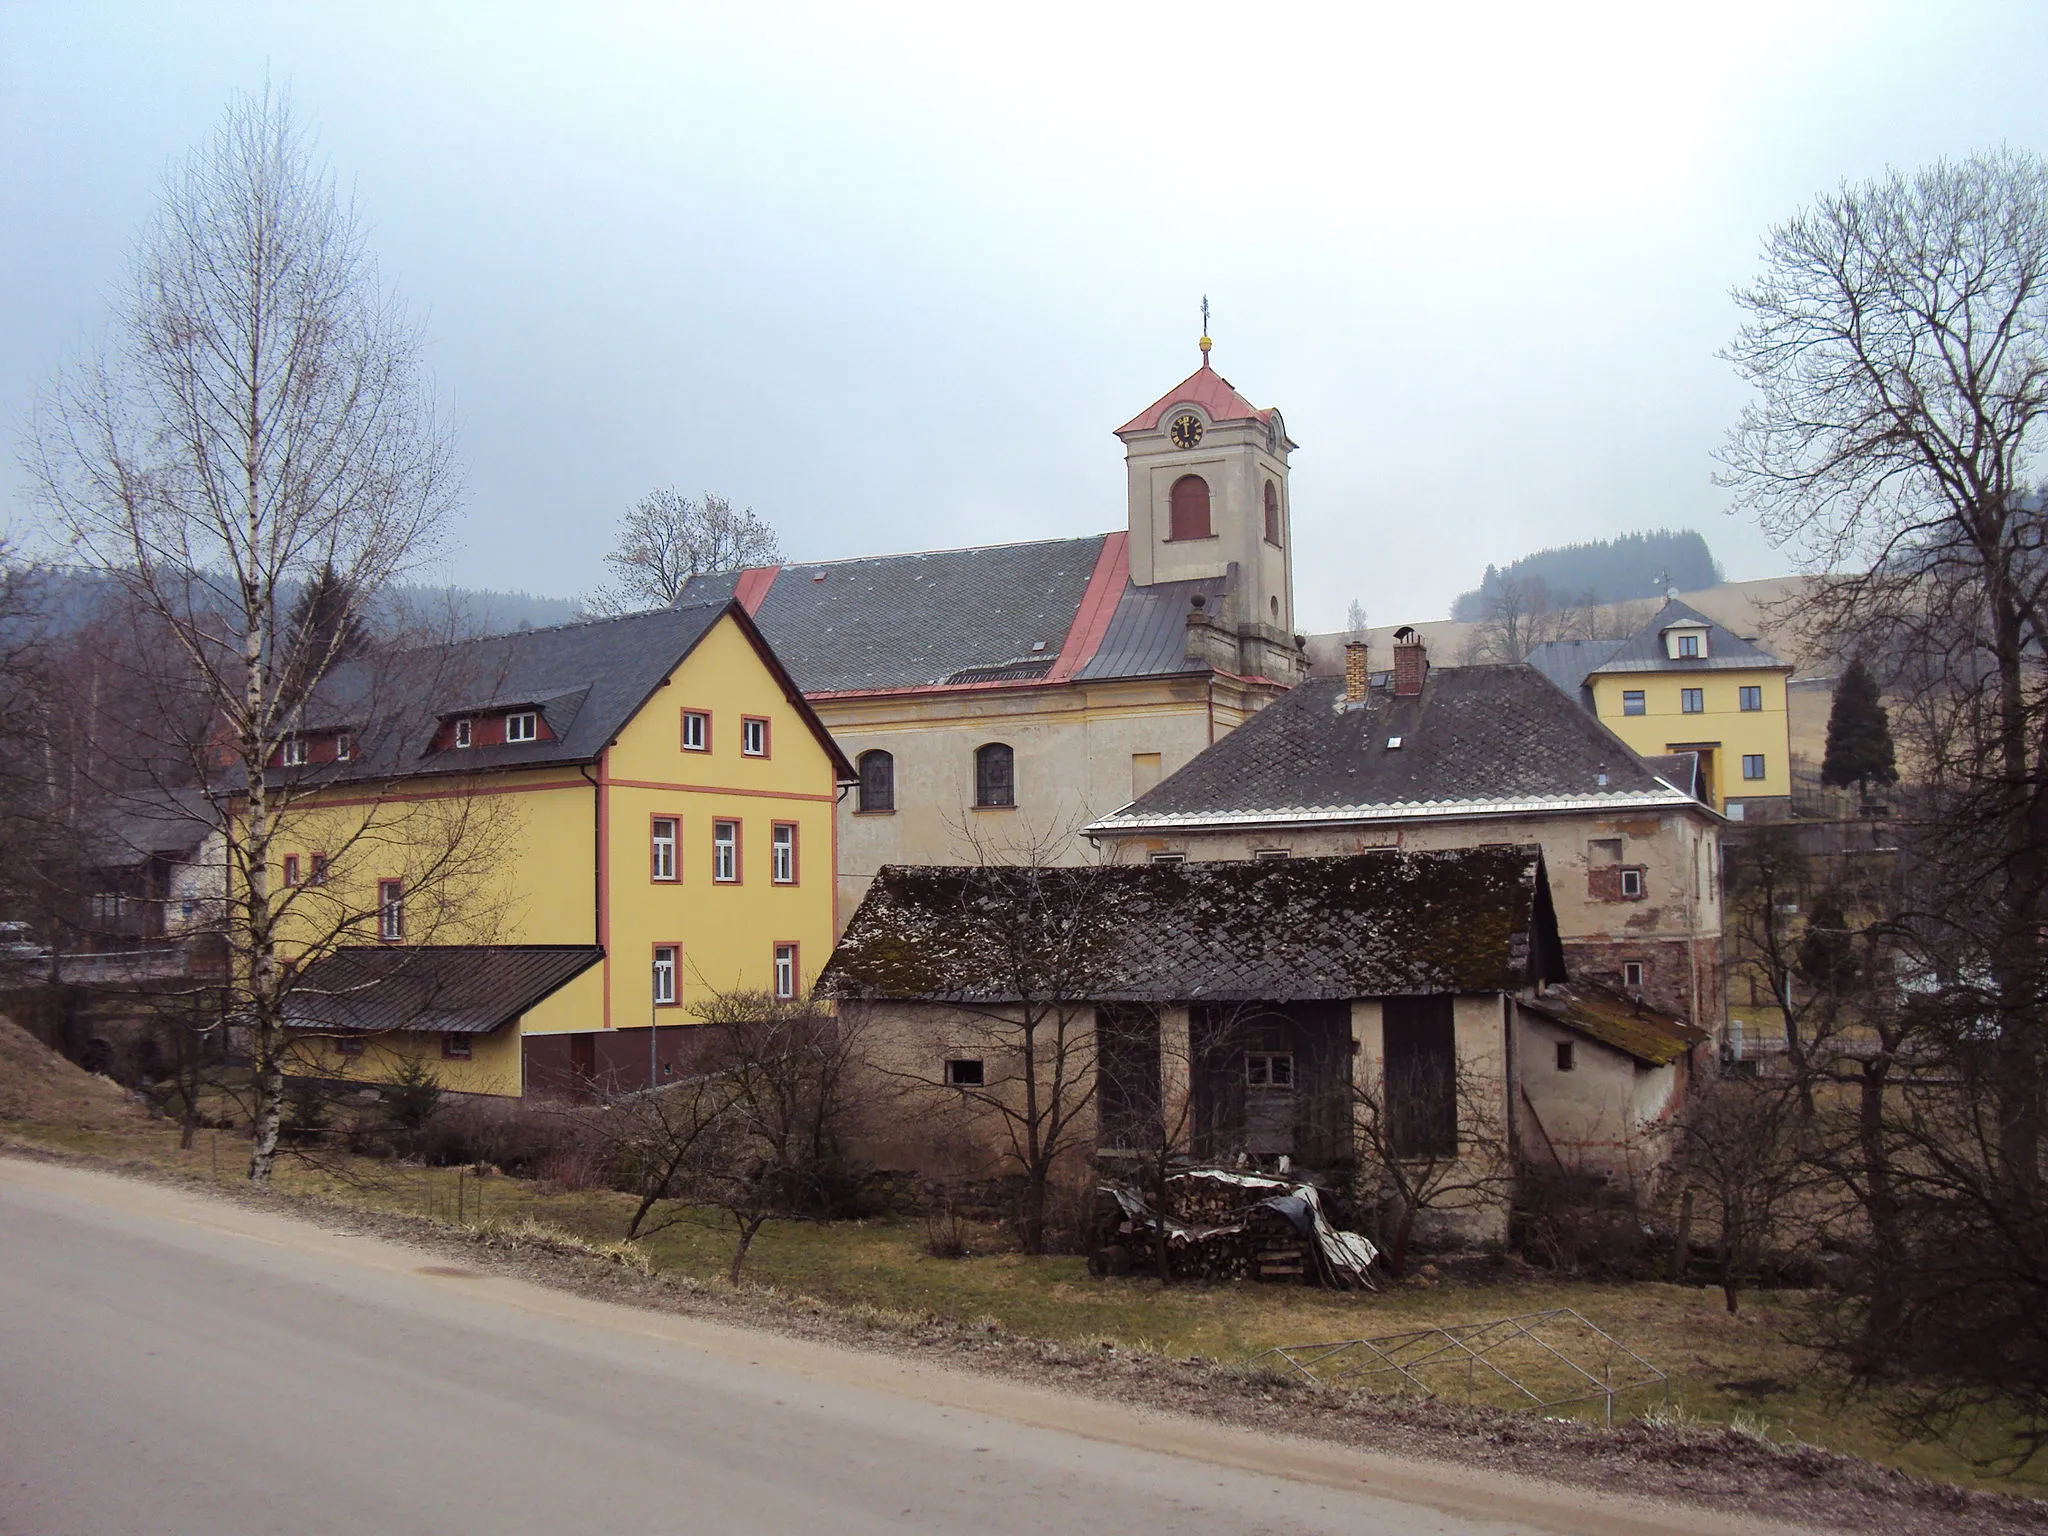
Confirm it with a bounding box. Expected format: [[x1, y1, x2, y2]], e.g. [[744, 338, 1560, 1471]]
[[675, 337, 1309, 923]]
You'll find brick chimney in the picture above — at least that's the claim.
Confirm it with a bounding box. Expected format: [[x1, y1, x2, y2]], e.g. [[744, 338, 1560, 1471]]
[[1392, 626, 1428, 698], [1343, 641, 1369, 703]]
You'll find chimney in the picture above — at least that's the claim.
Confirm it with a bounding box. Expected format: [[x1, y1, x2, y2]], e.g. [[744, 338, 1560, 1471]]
[[1343, 641, 1369, 703], [1392, 626, 1428, 698]]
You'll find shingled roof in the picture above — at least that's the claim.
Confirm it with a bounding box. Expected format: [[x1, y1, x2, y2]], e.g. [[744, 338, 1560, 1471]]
[[1524, 599, 1789, 687], [284, 945, 603, 1035], [1521, 981, 1707, 1066], [1090, 666, 1704, 836], [820, 848, 1564, 1004], [675, 532, 1243, 696], [285, 599, 853, 787]]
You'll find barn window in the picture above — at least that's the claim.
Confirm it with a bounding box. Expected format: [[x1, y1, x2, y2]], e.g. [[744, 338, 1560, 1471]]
[[945, 1058, 985, 1087], [974, 743, 1014, 808], [1382, 996, 1457, 1158], [1167, 475, 1212, 541], [1263, 481, 1282, 545], [857, 750, 895, 813]]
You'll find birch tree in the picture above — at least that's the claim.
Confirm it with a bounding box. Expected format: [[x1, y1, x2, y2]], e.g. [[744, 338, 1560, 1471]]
[[26, 90, 459, 1181]]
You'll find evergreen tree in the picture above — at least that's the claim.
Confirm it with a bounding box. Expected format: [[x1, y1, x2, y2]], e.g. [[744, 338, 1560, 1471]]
[[278, 562, 369, 712], [1820, 658, 1898, 793]]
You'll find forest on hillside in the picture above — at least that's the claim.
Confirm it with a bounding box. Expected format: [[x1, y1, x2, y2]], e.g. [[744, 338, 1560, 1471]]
[[1449, 530, 1720, 620]]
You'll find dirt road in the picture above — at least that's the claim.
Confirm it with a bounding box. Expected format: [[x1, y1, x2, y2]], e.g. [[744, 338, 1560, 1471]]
[[0, 1159, 1818, 1536]]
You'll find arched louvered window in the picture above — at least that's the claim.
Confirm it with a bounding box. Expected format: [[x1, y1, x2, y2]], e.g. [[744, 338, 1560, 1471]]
[[857, 749, 895, 813], [1168, 475, 1212, 541], [1264, 480, 1282, 546], [974, 742, 1015, 808]]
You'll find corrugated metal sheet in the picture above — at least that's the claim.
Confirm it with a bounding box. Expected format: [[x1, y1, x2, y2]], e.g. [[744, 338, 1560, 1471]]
[[284, 945, 604, 1035]]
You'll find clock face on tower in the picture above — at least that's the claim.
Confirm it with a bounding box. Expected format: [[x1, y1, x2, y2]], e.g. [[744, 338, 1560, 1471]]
[[1169, 413, 1204, 450]]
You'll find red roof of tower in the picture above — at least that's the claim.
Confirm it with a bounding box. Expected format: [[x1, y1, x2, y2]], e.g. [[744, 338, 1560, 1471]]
[[1115, 363, 1276, 437]]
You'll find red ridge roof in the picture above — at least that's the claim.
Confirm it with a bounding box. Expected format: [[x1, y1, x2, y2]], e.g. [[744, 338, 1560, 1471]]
[[1115, 364, 1275, 436], [1046, 532, 1129, 683]]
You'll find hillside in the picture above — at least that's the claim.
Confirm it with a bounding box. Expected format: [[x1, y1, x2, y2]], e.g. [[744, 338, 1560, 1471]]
[[1449, 531, 1721, 621]]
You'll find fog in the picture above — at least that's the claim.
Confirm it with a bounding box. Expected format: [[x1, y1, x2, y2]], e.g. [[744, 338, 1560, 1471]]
[[6, 2, 2047, 626]]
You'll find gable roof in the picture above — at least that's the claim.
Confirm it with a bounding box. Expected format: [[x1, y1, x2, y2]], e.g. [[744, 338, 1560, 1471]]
[[821, 848, 1564, 1004], [1521, 981, 1707, 1065], [1090, 665, 1704, 836], [290, 600, 854, 787], [1527, 599, 1789, 687], [283, 945, 604, 1035], [676, 533, 1238, 696], [1114, 363, 1285, 438]]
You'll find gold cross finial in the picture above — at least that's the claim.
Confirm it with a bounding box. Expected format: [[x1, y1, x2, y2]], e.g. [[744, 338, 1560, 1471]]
[[1199, 295, 1212, 364]]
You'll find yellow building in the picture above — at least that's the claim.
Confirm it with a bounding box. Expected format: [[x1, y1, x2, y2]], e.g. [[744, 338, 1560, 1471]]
[[1526, 600, 1792, 819], [267, 600, 854, 1097]]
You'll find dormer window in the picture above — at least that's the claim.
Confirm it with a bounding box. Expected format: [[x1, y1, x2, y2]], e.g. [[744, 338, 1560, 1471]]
[[280, 737, 308, 767], [505, 711, 538, 743], [453, 719, 473, 749], [335, 733, 353, 761], [1664, 625, 1709, 660], [1678, 634, 1701, 657]]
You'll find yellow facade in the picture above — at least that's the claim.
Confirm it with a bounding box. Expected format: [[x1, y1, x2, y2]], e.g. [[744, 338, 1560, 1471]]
[[270, 609, 847, 1096], [1587, 666, 1791, 813]]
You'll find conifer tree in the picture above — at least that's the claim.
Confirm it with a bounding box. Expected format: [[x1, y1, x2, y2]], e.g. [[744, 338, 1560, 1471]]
[[1820, 658, 1899, 794]]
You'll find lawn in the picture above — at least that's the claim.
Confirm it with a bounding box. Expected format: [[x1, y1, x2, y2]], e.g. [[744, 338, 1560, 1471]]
[[9, 1102, 2044, 1495]]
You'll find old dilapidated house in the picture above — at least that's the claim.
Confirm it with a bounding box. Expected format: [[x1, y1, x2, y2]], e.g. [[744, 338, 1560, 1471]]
[[822, 847, 1704, 1235]]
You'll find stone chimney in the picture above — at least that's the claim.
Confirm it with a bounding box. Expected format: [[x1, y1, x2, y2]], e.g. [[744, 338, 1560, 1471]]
[[1392, 626, 1428, 698], [1343, 641, 1369, 703]]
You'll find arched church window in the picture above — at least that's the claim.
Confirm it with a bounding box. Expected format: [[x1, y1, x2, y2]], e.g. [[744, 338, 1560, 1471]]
[[974, 742, 1015, 808], [1168, 475, 1212, 541], [1264, 481, 1282, 546], [857, 749, 895, 813]]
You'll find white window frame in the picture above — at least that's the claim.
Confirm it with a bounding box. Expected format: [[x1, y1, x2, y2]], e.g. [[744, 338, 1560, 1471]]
[[505, 711, 538, 743], [651, 817, 678, 882], [453, 718, 473, 749], [1623, 961, 1645, 990], [681, 711, 709, 752], [377, 880, 404, 942], [652, 945, 678, 1005], [280, 737, 308, 766], [1620, 868, 1644, 898], [335, 733, 353, 761], [740, 716, 769, 757], [712, 821, 739, 883], [773, 943, 797, 1000], [770, 823, 795, 884]]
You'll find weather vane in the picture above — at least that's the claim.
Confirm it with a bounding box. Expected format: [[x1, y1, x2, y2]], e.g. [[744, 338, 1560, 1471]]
[[1199, 295, 1212, 362]]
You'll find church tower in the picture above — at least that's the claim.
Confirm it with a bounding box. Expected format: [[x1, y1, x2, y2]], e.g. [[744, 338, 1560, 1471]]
[[1113, 327, 1302, 681]]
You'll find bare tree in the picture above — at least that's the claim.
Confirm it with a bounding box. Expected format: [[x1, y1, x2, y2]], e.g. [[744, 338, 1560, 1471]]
[[1668, 1074, 1809, 1313], [26, 90, 460, 1181], [587, 490, 781, 615]]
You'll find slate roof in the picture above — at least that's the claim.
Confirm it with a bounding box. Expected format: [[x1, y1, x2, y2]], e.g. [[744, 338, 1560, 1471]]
[[1090, 666, 1703, 835], [820, 848, 1565, 1005], [1521, 981, 1707, 1066], [283, 945, 603, 1035], [287, 600, 853, 787], [1525, 600, 1789, 687]]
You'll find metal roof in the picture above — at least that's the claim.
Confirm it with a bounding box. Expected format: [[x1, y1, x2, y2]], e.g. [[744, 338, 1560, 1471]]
[[1074, 576, 1229, 682], [283, 945, 604, 1035]]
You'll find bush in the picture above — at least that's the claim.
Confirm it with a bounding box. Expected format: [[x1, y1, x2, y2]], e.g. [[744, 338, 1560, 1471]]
[[414, 1095, 602, 1177]]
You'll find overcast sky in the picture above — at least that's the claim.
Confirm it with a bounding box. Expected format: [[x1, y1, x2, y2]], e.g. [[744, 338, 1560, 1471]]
[[6, 2, 2048, 629]]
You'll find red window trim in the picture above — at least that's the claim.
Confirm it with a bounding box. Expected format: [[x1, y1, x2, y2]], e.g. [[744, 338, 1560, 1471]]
[[376, 877, 404, 943], [770, 820, 799, 885], [309, 851, 329, 886], [649, 811, 682, 883], [740, 715, 772, 758], [652, 941, 683, 1008], [772, 940, 800, 1000], [282, 854, 301, 888], [712, 818, 742, 884], [680, 708, 712, 753]]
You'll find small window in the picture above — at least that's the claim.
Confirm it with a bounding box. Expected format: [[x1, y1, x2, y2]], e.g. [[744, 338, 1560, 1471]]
[[1621, 690, 1646, 716], [442, 1033, 472, 1060], [741, 717, 770, 757], [281, 737, 308, 766], [1263, 481, 1282, 546], [1620, 868, 1644, 898], [651, 817, 678, 882], [1246, 1052, 1294, 1087], [712, 820, 740, 883], [1168, 474, 1212, 541], [773, 942, 798, 1000], [1743, 753, 1767, 781], [856, 749, 895, 813], [1148, 851, 1186, 865], [334, 733, 353, 761], [1739, 685, 1763, 712], [505, 711, 538, 743], [974, 743, 1014, 808], [1253, 848, 1292, 861], [1677, 634, 1702, 658], [771, 822, 797, 884], [1556, 1040, 1576, 1072], [681, 711, 709, 752], [282, 855, 301, 888], [377, 879, 404, 942], [1623, 961, 1645, 990], [335, 1035, 364, 1058], [944, 1058, 985, 1087], [1681, 688, 1704, 714], [309, 852, 329, 886], [452, 719, 473, 749], [653, 945, 678, 1006]]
